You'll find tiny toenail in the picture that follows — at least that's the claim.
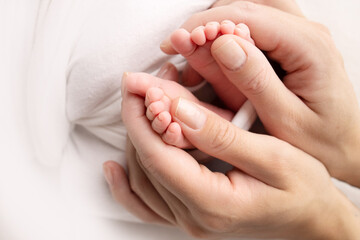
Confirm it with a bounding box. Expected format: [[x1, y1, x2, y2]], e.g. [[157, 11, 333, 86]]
[[149, 105, 154, 113], [194, 26, 205, 31], [221, 20, 232, 24]]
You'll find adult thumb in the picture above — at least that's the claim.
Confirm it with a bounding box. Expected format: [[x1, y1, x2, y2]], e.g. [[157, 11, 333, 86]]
[[171, 97, 293, 189], [211, 35, 304, 125]]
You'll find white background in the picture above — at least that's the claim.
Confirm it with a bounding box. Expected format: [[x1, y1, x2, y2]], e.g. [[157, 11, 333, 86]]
[[1, 0, 360, 239]]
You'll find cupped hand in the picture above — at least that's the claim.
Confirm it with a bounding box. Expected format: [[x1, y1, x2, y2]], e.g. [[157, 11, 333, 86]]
[[161, 0, 360, 186], [104, 77, 360, 239]]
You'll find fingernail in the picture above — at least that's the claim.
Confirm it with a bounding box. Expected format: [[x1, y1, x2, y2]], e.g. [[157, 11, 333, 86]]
[[123, 72, 130, 79], [103, 165, 114, 185], [157, 62, 172, 78], [160, 35, 171, 50], [121, 72, 130, 93], [212, 39, 246, 71], [174, 98, 207, 130]]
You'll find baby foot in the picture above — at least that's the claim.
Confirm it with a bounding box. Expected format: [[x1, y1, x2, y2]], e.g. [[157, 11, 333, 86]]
[[124, 72, 234, 149], [145, 87, 192, 148], [170, 20, 254, 111], [191, 21, 254, 45]]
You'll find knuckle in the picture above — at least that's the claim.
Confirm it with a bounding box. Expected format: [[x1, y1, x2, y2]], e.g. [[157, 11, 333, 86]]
[[243, 67, 270, 96], [207, 120, 237, 154], [273, 110, 309, 145], [312, 22, 331, 35], [305, 24, 344, 68], [266, 138, 293, 170], [307, 22, 335, 51], [271, 146, 291, 164], [319, 32, 334, 48]]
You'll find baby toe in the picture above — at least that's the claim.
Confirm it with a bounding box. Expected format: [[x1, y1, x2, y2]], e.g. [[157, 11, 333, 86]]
[[145, 87, 164, 107], [191, 26, 206, 46], [162, 122, 192, 148], [170, 28, 196, 57], [220, 20, 236, 35], [205, 22, 220, 41], [151, 111, 172, 134], [234, 23, 255, 44], [235, 23, 250, 36], [146, 101, 165, 121]]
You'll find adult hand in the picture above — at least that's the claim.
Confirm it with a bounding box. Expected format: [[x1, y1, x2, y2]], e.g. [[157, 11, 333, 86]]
[[104, 75, 360, 239], [161, 0, 360, 187]]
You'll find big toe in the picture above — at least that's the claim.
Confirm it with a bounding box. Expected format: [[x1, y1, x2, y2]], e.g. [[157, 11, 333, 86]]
[[170, 29, 196, 57]]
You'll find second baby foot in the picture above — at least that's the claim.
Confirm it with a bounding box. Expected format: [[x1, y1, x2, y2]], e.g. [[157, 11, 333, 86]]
[[124, 72, 234, 149], [170, 20, 254, 111], [145, 87, 192, 148]]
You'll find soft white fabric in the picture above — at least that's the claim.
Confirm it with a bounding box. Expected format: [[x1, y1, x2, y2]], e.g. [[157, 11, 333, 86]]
[[28, 0, 218, 221], [2, 0, 360, 240]]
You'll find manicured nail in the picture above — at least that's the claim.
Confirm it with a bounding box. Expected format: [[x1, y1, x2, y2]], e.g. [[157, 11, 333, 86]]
[[174, 98, 207, 130], [212, 39, 246, 71], [157, 62, 172, 78], [103, 165, 114, 186]]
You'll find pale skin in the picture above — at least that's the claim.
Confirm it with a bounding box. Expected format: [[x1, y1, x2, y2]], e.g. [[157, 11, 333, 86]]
[[103, 0, 360, 239], [127, 20, 254, 148], [159, 0, 360, 187], [124, 71, 234, 148]]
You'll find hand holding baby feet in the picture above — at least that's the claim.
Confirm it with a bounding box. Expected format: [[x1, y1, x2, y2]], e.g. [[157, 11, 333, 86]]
[[145, 87, 192, 148], [123, 72, 233, 149], [169, 20, 254, 111]]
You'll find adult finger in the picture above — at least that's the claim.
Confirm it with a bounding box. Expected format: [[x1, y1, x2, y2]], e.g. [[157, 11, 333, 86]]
[[124, 72, 233, 120], [212, 0, 304, 17], [121, 75, 215, 201], [170, 97, 295, 189], [210, 34, 312, 132], [125, 138, 177, 224], [181, 63, 204, 87], [156, 62, 179, 82], [156, 63, 207, 91], [103, 161, 170, 224], [121, 73, 261, 211], [126, 136, 196, 229]]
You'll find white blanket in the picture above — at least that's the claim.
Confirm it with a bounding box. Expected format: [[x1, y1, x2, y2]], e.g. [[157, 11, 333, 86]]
[[1, 0, 360, 239], [27, 0, 218, 222]]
